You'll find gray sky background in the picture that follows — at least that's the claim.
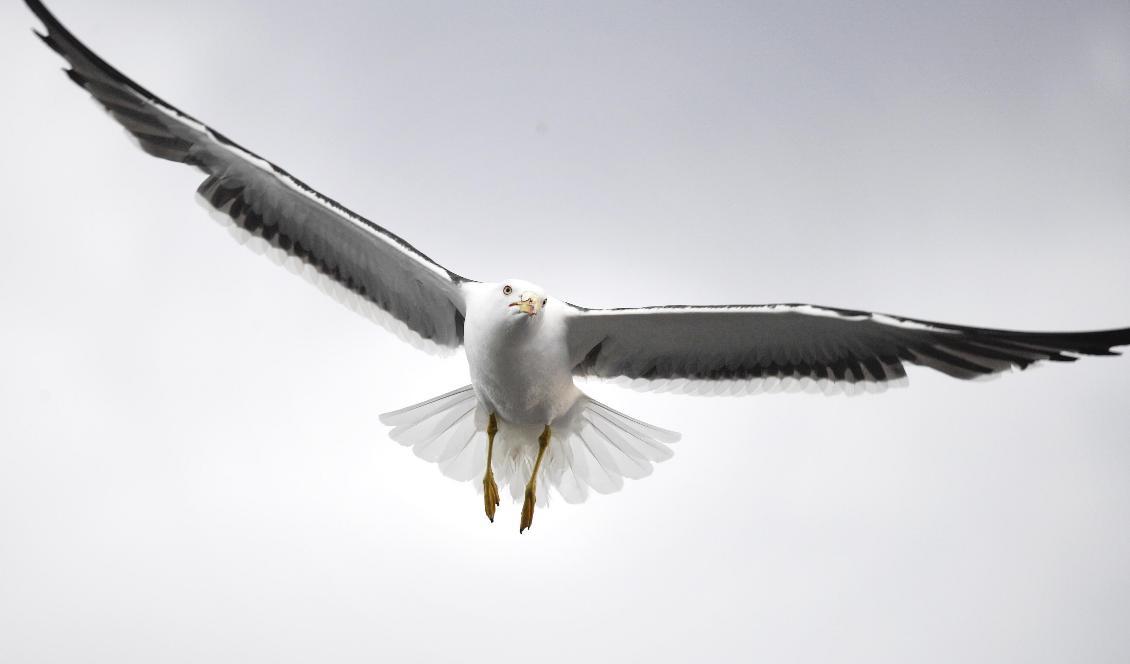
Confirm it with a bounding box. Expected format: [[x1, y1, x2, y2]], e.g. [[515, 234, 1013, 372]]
[[2, 1, 1129, 662]]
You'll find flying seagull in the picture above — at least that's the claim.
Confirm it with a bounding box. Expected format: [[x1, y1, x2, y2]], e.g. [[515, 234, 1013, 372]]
[[27, 0, 1130, 532]]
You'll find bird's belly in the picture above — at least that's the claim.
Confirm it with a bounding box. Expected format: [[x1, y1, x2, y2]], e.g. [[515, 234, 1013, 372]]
[[469, 353, 577, 425], [465, 331, 577, 426]]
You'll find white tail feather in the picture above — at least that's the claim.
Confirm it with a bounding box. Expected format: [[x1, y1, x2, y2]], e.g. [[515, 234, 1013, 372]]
[[380, 387, 680, 505]]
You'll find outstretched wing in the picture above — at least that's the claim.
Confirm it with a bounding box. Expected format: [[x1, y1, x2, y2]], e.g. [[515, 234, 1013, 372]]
[[27, 0, 472, 353], [565, 303, 1130, 396]]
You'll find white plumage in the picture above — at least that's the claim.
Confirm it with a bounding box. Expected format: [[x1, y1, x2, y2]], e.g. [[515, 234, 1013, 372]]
[[26, 0, 1130, 529], [380, 385, 678, 505]]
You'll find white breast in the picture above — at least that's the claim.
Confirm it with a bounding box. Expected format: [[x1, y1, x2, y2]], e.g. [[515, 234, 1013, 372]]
[[462, 284, 579, 425]]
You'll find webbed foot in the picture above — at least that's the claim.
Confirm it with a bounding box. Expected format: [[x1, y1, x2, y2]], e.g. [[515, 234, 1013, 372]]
[[483, 470, 500, 522], [520, 483, 537, 533]]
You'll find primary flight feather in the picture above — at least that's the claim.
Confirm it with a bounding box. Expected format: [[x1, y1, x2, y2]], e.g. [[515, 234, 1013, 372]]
[[27, 0, 1130, 532]]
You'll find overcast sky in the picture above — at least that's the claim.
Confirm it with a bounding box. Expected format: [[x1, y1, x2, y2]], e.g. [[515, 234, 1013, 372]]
[[2, 1, 1128, 662]]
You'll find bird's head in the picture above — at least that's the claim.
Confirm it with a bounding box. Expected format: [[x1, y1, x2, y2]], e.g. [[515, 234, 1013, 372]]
[[499, 279, 548, 319]]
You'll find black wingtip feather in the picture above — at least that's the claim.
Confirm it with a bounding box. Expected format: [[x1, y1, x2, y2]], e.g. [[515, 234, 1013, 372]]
[[34, 28, 61, 54], [25, 0, 57, 27], [132, 132, 190, 152], [210, 185, 237, 209], [26, 0, 177, 114], [243, 210, 263, 233], [228, 196, 244, 219], [63, 67, 87, 88], [913, 344, 996, 376]]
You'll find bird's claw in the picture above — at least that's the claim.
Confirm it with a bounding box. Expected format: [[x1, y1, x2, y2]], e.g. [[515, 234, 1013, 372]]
[[520, 484, 537, 533], [483, 471, 500, 523]]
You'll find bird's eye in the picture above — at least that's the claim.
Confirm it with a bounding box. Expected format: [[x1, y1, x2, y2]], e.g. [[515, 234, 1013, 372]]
[[502, 285, 512, 296]]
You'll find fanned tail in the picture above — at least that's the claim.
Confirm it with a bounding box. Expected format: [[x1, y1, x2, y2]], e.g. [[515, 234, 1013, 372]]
[[379, 388, 680, 505], [379, 386, 491, 482], [535, 395, 680, 504]]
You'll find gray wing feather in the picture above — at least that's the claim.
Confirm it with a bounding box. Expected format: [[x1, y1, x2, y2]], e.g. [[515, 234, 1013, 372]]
[[565, 304, 1130, 395], [28, 0, 471, 352]]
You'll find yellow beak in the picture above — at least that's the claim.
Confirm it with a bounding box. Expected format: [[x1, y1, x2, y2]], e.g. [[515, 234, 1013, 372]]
[[509, 292, 542, 316]]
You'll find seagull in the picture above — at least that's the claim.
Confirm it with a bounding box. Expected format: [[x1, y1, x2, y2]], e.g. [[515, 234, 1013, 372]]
[[27, 0, 1130, 532]]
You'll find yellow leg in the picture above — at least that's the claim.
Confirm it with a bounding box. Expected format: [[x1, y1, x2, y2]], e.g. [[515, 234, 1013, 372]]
[[520, 425, 551, 533], [482, 414, 500, 522]]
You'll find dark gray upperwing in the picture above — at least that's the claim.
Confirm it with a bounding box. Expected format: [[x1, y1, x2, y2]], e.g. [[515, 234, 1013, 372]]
[[565, 303, 1130, 395], [28, 0, 472, 353]]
